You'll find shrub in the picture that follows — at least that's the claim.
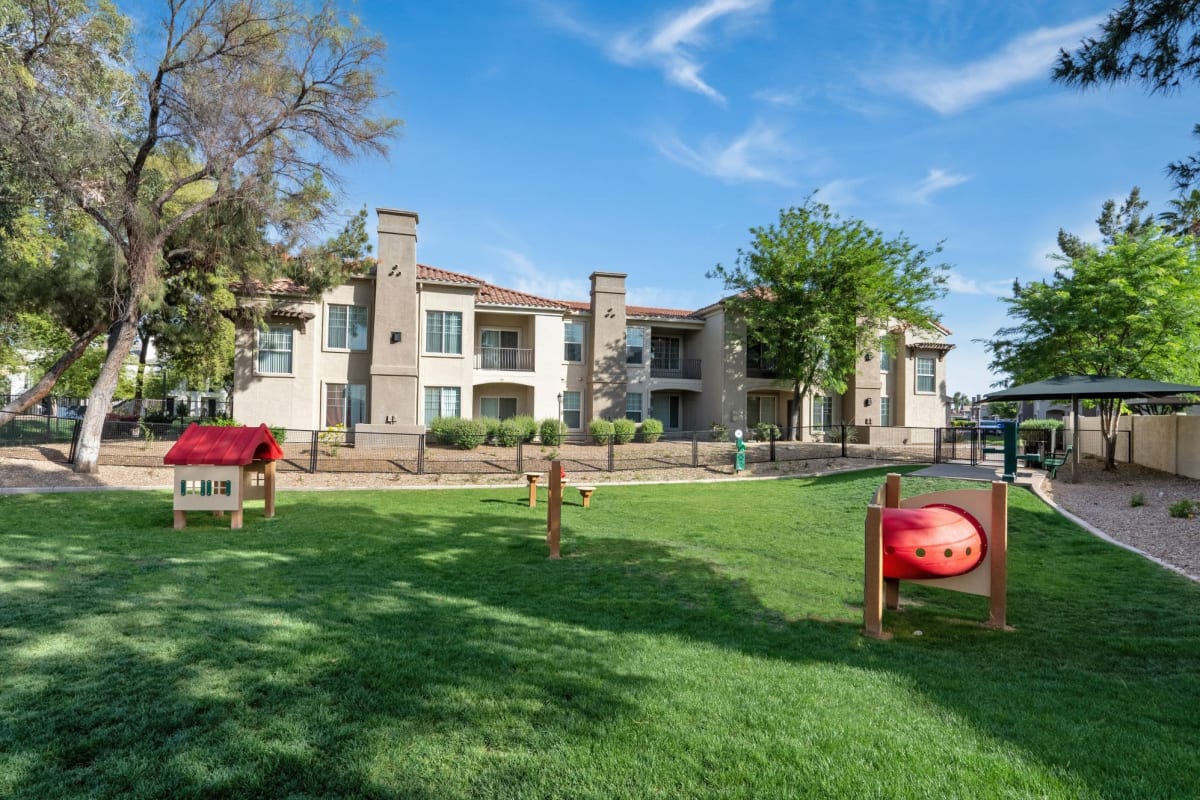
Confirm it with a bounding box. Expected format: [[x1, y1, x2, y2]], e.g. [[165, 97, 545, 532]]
[[449, 418, 488, 450], [539, 418, 566, 446], [510, 415, 539, 442], [1018, 419, 1065, 431], [1168, 499, 1195, 519], [589, 419, 615, 445], [144, 411, 173, 424], [319, 423, 347, 456], [495, 418, 523, 447], [709, 422, 729, 442], [823, 425, 858, 444], [641, 417, 664, 443], [613, 418, 636, 444], [1130, 493, 1145, 508], [752, 422, 781, 442], [429, 416, 455, 445], [201, 416, 240, 427], [479, 416, 501, 443]]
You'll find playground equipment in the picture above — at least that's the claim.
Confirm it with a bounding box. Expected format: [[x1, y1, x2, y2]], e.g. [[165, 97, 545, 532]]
[[163, 423, 283, 530], [864, 472, 1008, 639]]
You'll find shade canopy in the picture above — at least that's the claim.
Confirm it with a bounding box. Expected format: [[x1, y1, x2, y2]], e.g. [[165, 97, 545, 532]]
[[981, 376, 1200, 402]]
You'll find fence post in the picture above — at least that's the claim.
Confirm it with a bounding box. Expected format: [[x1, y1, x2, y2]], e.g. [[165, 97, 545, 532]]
[[841, 424, 848, 458], [517, 440, 523, 474], [608, 437, 615, 472], [309, 430, 319, 473], [770, 427, 776, 462], [934, 427, 942, 464], [692, 432, 699, 468], [68, 419, 81, 465], [417, 433, 425, 475]]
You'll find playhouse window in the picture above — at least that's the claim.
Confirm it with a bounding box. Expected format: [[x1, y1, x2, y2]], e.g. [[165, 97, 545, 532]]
[[257, 325, 293, 375], [326, 304, 368, 351]]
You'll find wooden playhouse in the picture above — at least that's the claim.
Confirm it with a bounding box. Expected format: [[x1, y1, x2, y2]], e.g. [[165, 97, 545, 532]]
[[163, 423, 284, 530]]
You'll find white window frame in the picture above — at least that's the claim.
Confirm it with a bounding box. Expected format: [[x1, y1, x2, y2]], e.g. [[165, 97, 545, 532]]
[[879, 396, 891, 427], [625, 392, 643, 422], [326, 304, 368, 351], [812, 395, 833, 431], [480, 396, 518, 420], [626, 326, 645, 365], [879, 339, 893, 372], [424, 386, 462, 421], [916, 355, 936, 394], [256, 324, 294, 375], [425, 311, 463, 355], [562, 390, 582, 429], [564, 321, 584, 363], [748, 395, 776, 427], [325, 383, 367, 427]]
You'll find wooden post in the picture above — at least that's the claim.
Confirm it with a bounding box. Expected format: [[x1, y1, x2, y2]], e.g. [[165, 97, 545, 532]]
[[173, 510, 187, 531], [525, 472, 542, 508], [264, 460, 277, 518], [884, 472, 901, 508], [986, 480, 1009, 630], [547, 460, 562, 560], [863, 503, 891, 640]]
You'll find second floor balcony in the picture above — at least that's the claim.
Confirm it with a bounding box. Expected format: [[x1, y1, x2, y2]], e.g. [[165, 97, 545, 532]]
[[475, 347, 534, 371], [651, 358, 701, 380]]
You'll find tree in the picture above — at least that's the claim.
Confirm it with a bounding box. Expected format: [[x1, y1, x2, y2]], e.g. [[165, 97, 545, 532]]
[[0, 0, 398, 472], [1056, 187, 1155, 259], [708, 200, 949, 439], [1054, 1, 1200, 190], [950, 391, 970, 414], [1158, 188, 1200, 237], [985, 228, 1200, 468]]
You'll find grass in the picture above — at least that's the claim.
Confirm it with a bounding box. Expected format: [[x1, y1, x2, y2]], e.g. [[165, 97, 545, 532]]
[[0, 466, 1197, 799]]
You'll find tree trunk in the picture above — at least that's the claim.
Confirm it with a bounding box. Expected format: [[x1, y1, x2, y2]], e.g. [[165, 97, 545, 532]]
[[1100, 398, 1120, 470], [72, 313, 140, 473], [0, 325, 105, 426]]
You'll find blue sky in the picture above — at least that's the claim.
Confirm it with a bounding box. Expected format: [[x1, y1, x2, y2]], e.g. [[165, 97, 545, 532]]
[[322, 0, 1192, 397]]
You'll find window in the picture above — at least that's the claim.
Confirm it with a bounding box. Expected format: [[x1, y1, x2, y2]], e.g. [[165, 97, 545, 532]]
[[879, 340, 893, 372], [626, 326, 644, 364], [564, 321, 584, 362], [879, 396, 891, 427], [916, 356, 936, 393], [425, 311, 463, 354], [748, 395, 776, 426], [625, 393, 643, 422], [651, 336, 681, 370], [326, 383, 366, 427], [256, 325, 293, 374], [480, 329, 519, 369], [481, 396, 518, 419], [812, 396, 833, 431], [746, 339, 775, 375], [326, 304, 368, 351], [562, 391, 581, 429], [424, 387, 461, 420]]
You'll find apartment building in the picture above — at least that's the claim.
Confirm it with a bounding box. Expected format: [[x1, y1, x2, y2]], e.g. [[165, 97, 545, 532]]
[[232, 208, 954, 435]]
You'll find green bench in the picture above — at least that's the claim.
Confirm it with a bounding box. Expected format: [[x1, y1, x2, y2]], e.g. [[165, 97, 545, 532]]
[[1042, 445, 1073, 479]]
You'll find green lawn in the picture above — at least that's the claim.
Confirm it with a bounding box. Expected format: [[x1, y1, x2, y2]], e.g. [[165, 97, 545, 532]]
[[1, 467, 1197, 799]]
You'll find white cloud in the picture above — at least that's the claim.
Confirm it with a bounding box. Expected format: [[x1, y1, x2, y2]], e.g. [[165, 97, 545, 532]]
[[752, 87, 800, 106], [494, 247, 587, 301], [882, 15, 1104, 114], [814, 177, 865, 210], [912, 168, 969, 203], [946, 271, 1010, 297], [544, 0, 771, 103], [655, 121, 794, 184]]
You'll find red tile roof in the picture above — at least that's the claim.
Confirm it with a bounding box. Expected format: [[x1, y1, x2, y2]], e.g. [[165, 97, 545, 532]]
[[164, 423, 284, 466], [417, 264, 567, 309]]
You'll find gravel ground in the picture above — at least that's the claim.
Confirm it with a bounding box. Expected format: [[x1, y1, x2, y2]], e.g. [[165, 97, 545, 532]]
[[3, 453, 1197, 581]]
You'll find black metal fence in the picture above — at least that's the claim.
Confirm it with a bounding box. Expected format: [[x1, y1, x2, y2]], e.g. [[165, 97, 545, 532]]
[[0, 395, 232, 421], [1, 415, 950, 475]]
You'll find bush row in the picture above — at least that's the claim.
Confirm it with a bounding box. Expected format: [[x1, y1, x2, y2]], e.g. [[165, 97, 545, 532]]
[[427, 416, 669, 450]]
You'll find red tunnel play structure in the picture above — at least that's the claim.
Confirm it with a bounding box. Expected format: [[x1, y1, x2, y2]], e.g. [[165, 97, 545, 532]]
[[881, 505, 987, 580]]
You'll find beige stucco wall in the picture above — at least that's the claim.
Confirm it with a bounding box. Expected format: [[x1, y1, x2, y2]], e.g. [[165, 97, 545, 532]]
[[233, 297, 322, 430], [417, 284, 476, 424]]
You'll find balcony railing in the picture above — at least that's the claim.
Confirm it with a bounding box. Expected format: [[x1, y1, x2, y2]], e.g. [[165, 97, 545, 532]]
[[651, 358, 701, 380], [474, 347, 534, 371]]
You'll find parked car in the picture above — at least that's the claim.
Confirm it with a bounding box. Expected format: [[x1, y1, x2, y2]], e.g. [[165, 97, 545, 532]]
[[58, 405, 87, 419]]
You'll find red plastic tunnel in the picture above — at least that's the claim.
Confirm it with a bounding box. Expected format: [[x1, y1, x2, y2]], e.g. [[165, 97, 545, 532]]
[[881, 504, 987, 580]]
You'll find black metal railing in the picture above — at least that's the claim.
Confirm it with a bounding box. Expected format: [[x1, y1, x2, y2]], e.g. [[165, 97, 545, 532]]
[[650, 358, 701, 380], [474, 347, 534, 371]]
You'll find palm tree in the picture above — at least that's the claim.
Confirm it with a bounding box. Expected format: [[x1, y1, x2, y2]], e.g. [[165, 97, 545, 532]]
[[1159, 189, 1200, 238]]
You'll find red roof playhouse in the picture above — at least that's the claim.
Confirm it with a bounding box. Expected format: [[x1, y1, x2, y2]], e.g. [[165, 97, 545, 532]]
[[163, 423, 284, 530]]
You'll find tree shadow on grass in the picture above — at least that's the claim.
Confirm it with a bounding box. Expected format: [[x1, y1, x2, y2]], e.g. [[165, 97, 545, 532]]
[[0, 480, 1197, 798]]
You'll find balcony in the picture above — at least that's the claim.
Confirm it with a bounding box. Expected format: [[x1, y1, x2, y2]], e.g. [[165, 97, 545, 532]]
[[474, 347, 534, 371], [651, 358, 701, 380]]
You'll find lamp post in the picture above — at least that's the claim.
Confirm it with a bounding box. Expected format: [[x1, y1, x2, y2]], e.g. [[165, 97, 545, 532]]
[[557, 392, 563, 438]]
